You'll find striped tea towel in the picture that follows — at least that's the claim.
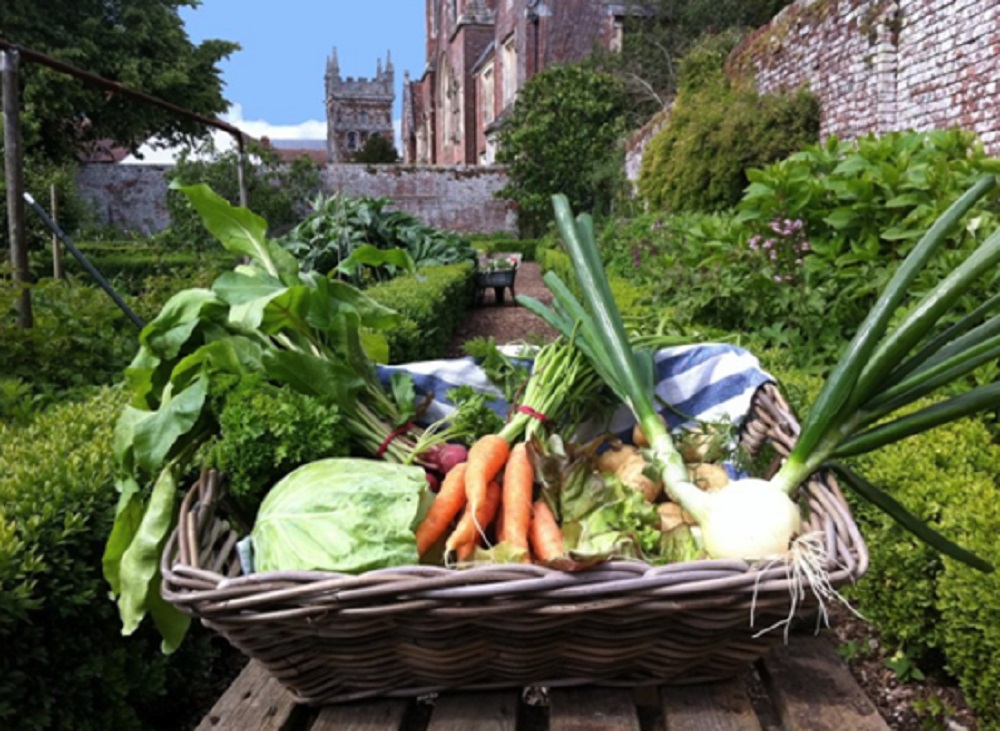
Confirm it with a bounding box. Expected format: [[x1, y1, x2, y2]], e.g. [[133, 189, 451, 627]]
[[376, 342, 775, 439]]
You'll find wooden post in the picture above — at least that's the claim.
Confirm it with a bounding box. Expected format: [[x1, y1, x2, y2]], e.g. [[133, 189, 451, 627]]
[[236, 135, 249, 208], [2, 47, 33, 327], [50, 183, 64, 279]]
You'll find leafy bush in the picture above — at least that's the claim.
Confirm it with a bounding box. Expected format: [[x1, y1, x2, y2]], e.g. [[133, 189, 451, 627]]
[[471, 238, 541, 261], [846, 418, 1000, 729], [366, 263, 474, 363], [350, 134, 400, 163], [282, 193, 476, 280], [0, 159, 90, 257], [164, 140, 322, 249], [497, 63, 630, 237], [0, 389, 223, 731], [31, 242, 233, 295], [639, 33, 819, 213]]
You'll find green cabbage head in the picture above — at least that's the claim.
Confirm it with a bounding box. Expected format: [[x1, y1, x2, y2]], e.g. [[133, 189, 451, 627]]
[[251, 458, 429, 573]]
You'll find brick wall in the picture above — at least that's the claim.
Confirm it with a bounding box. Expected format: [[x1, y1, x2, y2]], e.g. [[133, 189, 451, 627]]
[[75, 163, 516, 236], [730, 0, 1000, 154]]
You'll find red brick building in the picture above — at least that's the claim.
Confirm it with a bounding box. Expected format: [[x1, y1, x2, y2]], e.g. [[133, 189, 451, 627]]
[[402, 1, 628, 165]]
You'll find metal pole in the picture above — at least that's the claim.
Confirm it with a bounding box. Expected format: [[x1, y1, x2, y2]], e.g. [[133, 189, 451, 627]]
[[2, 48, 33, 328], [50, 183, 64, 279], [24, 193, 145, 329]]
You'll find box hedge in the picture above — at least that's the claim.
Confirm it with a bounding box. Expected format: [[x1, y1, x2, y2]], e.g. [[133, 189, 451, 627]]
[[762, 356, 1000, 728], [365, 262, 475, 363], [472, 238, 542, 262], [0, 389, 223, 731]]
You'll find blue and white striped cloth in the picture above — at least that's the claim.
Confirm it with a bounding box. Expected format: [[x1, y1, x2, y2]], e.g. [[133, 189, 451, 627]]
[[377, 342, 775, 439]]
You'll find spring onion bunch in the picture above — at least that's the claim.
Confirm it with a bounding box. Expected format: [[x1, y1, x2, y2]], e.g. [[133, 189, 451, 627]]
[[520, 181, 1000, 572]]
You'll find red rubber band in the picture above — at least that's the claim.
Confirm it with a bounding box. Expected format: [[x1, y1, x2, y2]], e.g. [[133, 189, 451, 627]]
[[376, 422, 415, 458], [517, 405, 550, 423]]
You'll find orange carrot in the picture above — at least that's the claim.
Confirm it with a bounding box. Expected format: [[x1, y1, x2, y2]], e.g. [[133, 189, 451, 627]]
[[415, 463, 467, 555], [501, 442, 534, 553], [529, 499, 565, 562], [464, 434, 510, 532], [447, 479, 502, 561]]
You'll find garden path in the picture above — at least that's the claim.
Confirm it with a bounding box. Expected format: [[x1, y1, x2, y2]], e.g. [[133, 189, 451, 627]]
[[445, 262, 559, 357]]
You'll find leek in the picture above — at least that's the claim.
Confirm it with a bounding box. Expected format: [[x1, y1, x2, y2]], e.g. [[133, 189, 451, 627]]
[[521, 182, 998, 572]]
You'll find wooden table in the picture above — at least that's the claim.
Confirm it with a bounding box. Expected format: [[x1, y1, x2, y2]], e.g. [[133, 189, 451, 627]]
[[196, 636, 889, 731]]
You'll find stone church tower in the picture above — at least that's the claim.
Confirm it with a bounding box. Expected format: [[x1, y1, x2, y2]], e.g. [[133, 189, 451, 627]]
[[325, 49, 396, 163]]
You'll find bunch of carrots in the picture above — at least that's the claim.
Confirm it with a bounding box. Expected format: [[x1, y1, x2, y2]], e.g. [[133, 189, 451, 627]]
[[414, 435, 565, 564]]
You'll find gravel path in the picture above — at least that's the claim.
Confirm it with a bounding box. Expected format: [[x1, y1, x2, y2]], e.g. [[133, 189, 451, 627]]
[[445, 262, 559, 357]]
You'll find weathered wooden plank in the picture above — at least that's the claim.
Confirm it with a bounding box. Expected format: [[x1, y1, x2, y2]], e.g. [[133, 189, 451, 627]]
[[310, 698, 409, 731], [196, 661, 304, 731], [758, 635, 889, 731], [660, 679, 762, 731], [549, 687, 640, 731], [425, 691, 519, 731]]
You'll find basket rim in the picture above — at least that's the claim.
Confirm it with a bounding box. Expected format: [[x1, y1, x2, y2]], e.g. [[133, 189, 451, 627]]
[[161, 381, 869, 616]]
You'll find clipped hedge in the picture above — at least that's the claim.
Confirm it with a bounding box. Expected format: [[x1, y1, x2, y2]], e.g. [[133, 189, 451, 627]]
[[31, 243, 233, 295], [0, 389, 223, 731], [847, 420, 1000, 729], [759, 355, 1000, 729], [366, 263, 475, 363]]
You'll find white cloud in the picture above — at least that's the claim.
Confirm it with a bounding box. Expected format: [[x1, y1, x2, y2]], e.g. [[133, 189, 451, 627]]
[[121, 104, 327, 164], [121, 104, 405, 163]]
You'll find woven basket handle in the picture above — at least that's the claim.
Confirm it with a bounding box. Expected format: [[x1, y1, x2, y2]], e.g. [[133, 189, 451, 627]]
[[174, 468, 223, 571]]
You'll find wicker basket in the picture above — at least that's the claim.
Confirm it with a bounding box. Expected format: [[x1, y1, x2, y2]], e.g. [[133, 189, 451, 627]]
[[161, 382, 868, 705]]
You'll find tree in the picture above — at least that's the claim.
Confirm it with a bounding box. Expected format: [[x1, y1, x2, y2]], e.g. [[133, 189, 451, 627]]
[[497, 64, 629, 236], [594, 0, 793, 122], [351, 134, 400, 164], [4, 0, 238, 163]]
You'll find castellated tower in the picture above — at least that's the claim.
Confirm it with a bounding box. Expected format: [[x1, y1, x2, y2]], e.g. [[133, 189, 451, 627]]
[[325, 49, 396, 163]]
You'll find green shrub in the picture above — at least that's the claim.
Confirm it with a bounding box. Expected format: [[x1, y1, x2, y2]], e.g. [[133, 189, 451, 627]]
[[753, 353, 1000, 727], [164, 140, 322, 250], [366, 263, 475, 363], [0, 389, 223, 730], [31, 243, 233, 295], [497, 63, 630, 236], [471, 238, 541, 261], [0, 159, 89, 256], [846, 418, 1000, 729], [638, 34, 819, 213], [282, 193, 476, 281]]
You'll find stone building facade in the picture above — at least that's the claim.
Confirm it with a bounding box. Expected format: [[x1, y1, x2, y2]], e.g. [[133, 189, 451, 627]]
[[325, 49, 396, 163], [729, 0, 1000, 155], [402, 0, 626, 166]]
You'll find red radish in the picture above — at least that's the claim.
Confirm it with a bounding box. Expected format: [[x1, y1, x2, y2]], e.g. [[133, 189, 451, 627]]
[[421, 443, 469, 475]]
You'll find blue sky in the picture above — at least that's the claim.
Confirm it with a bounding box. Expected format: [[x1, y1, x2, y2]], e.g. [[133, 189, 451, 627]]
[[133, 1, 426, 159]]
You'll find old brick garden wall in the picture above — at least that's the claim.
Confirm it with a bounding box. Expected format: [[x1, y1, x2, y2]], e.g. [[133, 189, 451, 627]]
[[730, 0, 1000, 153], [75, 163, 515, 236]]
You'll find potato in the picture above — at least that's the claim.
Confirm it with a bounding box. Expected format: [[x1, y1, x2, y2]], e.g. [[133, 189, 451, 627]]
[[688, 462, 730, 492], [596, 444, 639, 474], [616, 457, 662, 503]]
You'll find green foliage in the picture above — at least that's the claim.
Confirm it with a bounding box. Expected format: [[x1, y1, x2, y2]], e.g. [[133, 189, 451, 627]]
[[366, 263, 475, 363], [164, 140, 322, 249], [6, 0, 237, 164], [0, 158, 91, 258], [206, 375, 352, 516], [844, 415, 1000, 728], [471, 237, 541, 261], [639, 34, 820, 213], [31, 242, 233, 294], [0, 277, 140, 396], [0, 389, 222, 730], [497, 64, 630, 236], [282, 193, 476, 280], [593, 0, 793, 121], [350, 134, 400, 163]]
